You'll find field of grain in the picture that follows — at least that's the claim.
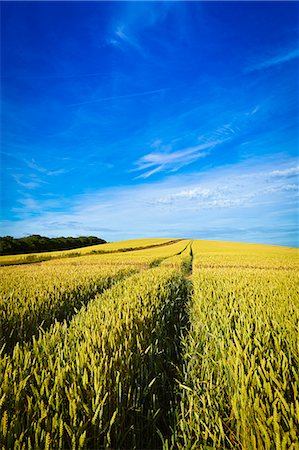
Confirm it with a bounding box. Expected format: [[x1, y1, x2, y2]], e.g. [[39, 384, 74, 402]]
[[0, 238, 178, 266], [0, 238, 298, 449]]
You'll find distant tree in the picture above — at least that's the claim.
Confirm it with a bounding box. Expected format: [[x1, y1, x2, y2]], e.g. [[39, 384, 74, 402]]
[[0, 236, 15, 254], [0, 235, 106, 255]]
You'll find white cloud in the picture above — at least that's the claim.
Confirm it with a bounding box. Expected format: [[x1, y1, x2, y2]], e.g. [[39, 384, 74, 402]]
[[155, 187, 211, 204], [150, 164, 298, 210], [246, 48, 299, 73], [26, 158, 69, 176], [69, 88, 165, 107], [269, 166, 299, 178], [107, 24, 146, 56], [264, 184, 298, 194], [153, 183, 255, 210], [132, 115, 250, 179], [14, 197, 40, 212], [5, 157, 298, 246], [133, 139, 225, 178], [12, 173, 50, 190], [13, 174, 41, 189], [104, 3, 170, 57]]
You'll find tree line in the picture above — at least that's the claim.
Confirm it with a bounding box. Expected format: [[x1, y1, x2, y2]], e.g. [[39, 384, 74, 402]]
[[0, 235, 106, 256]]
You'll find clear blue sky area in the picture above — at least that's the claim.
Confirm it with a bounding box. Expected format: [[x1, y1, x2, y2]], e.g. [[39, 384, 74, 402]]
[[1, 1, 298, 246]]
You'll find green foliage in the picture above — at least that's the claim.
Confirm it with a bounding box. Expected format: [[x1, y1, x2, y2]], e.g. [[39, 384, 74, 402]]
[[149, 257, 164, 267], [0, 235, 106, 256]]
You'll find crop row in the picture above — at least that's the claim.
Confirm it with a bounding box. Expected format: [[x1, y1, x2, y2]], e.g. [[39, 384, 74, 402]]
[[0, 268, 189, 449], [192, 240, 299, 270], [162, 241, 193, 275], [176, 268, 299, 449], [43, 239, 190, 268], [0, 264, 136, 352], [1, 240, 298, 449], [0, 238, 179, 266], [0, 240, 190, 354]]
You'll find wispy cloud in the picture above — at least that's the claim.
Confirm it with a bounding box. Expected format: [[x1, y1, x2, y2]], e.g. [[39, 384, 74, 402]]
[[12, 193, 68, 218], [68, 88, 166, 107], [157, 187, 211, 204], [264, 184, 298, 194], [114, 25, 144, 54], [151, 164, 298, 210], [132, 139, 226, 179], [5, 157, 298, 246], [154, 185, 255, 210], [12, 174, 43, 190], [246, 48, 299, 73], [269, 166, 299, 178], [106, 22, 147, 58], [129, 103, 263, 180], [18, 197, 40, 210], [26, 159, 69, 176], [105, 2, 170, 57], [2, 71, 108, 81], [11, 159, 70, 191], [12, 196, 41, 213]]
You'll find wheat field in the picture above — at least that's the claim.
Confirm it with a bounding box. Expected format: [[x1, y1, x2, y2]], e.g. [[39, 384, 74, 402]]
[[0, 239, 298, 449]]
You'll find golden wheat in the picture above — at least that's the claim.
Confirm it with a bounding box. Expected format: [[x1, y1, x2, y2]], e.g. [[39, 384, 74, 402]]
[[176, 267, 299, 449], [0, 263, 136, 351], [0, 268, 188, 449], [1, 239, 298, 449]]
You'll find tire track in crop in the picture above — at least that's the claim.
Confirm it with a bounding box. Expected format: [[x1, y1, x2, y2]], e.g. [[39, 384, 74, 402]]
[[141, 244, 194, 448], [181, 240, 194, 276], [0, 268, 192, 449], [0, 239, 184, 267], [123, 271, 192, 449], [2, 252, 194, 447], [162, 242, 193, 448], [165, 277, 193, 449], [3, 242, 188, 355], [2, 267, 138, 355], [149, 240, 191, 268]]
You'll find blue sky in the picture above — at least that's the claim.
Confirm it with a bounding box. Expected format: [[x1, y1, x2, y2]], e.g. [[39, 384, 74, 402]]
[[1, 1, 298, 246]]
